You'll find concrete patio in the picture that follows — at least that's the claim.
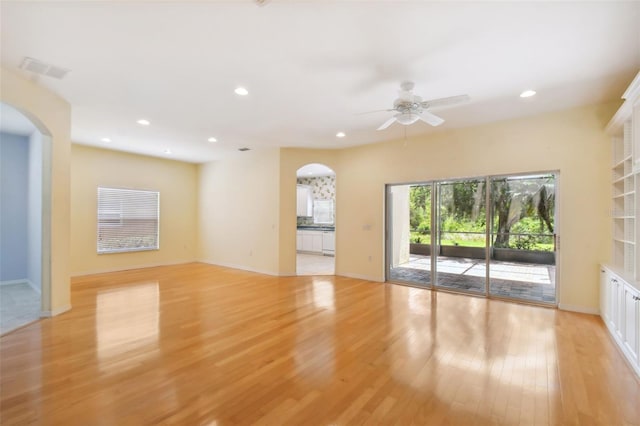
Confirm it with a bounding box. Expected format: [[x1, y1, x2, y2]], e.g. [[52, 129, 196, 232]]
[[389, 254, 556, 303]]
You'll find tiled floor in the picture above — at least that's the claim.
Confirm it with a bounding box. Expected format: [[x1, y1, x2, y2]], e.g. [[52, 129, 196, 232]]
[[389, 255, 556, 303], [296, 253, 335, 275], [0, 282, 41, 335]]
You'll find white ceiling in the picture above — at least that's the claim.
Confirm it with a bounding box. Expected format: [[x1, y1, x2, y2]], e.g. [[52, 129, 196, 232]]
[[1, 1, 639, 163]]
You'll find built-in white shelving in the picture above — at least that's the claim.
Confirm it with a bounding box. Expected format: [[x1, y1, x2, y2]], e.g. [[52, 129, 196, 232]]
[[604, 71, 640, 378]]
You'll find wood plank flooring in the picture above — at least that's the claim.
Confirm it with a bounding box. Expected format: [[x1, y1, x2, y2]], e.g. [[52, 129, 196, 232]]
[[1, 262, 638, 425]]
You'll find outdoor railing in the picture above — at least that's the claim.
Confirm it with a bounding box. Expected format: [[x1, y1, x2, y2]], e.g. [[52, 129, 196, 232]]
[[411, 230, 555, 251]]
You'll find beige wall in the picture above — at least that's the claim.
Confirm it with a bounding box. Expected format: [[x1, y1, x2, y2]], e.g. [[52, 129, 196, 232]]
[[328, 102, 615, 312], [1, 67, 71, 315], [70, 145, 198, 275], [198, 148, 281, 275]]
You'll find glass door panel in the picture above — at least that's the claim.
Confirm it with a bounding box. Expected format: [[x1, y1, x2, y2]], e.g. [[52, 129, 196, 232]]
[[435, 179, 486, 294], [489, 174, 557, 304], [387, 184, 432, 287]]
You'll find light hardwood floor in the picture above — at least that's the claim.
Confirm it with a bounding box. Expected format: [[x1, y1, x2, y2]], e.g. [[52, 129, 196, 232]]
[[1, 263, 638, 425]]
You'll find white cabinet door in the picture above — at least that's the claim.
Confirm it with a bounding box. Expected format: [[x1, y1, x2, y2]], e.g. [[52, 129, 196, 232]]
[[311, 233, 323, 253], [296, 231, 303, 251], [322, 231, 335, 254], [623, 285, 640, 364], [299, 230, 323, 253], [302, 233, 314, 251], [611, 276, 624, 338], [601, 268, 611, 323]]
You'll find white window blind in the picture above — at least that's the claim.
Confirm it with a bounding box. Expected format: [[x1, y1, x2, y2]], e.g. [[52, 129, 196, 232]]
[[97, 187, 159, 254]]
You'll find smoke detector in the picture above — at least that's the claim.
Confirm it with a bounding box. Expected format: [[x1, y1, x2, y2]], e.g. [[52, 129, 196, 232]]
[[238, 147, 251, 152], [19, 57, 70, 79]]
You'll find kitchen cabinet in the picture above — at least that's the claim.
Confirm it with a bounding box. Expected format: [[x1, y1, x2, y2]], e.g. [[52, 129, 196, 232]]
[[296, 185, 313, 217], [296, 232, 303, 251], [297, 230, 323, 254], [297, 229, 334, 255], [600, 265, 640, 377], [623, 283, 640, 364], [322, 231, 335, 255]]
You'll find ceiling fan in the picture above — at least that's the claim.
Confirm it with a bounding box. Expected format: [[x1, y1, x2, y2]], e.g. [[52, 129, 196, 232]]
[[374, 81, 470, 130]]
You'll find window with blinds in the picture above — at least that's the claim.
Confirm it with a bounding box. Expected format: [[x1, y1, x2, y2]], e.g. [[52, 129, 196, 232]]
[[97, 187, 159, 254]]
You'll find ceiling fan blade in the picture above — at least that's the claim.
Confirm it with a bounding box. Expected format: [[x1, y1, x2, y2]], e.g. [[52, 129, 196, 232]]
[[377, 116, 397, 130], [419, 111, 445, 127], [421, 94, 470, 109]]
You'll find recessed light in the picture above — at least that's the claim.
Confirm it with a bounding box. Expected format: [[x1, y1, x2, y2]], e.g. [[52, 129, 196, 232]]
[[137, 119, 151, 126], [520, 90, 536, 98], [101, 137, 111, 143], [164, 149, 172, 154], [336, 132, 346, 138], [234, 87, 249, 96], [208, 137, 217, 143]]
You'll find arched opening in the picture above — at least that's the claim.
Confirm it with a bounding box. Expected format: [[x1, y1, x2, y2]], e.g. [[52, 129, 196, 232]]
[[295, 163, 336, 275], [0, 102, 52, 334]]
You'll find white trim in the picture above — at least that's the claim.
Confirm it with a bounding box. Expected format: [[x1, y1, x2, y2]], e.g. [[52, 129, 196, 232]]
[[338, 272, 384, 282], [558, 303, 599, 315], [40, 304, 71, 317], [27, 279, 41, 294], [70, 259, 198, 277], [0, 279, 29, 286], [0, 279, 40, 294], [622, 71, 640, 104], [605, 102, 632, 135], [197, 259, 279, 276]]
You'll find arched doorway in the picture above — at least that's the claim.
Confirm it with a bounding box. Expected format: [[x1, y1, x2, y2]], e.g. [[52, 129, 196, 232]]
[[0, 102, 51, 334], [295, 163, 336, 275]]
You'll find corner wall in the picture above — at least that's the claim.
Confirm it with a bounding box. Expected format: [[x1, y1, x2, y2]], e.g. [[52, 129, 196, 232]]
[[198, 148, 281, 275], [70, 145, 198, 276]]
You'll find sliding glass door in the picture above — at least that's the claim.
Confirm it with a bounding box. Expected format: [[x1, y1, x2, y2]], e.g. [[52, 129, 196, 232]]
[[434, 179, 487, 295], [488, 174, 557, 303], [386, 172, 558, 305], [387, 184, 432, 287]]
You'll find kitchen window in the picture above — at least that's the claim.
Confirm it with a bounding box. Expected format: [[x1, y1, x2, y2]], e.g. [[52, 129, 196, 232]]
[[97, 187, 160, 254]]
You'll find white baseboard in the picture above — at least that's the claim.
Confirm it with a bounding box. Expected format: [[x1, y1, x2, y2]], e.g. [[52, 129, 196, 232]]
[[26, 279, 41, 294], [197, 259, 279, 276], [558, 303, 599, 315], [71, 259, 198, 277], [1, 279, 41, 294], [0, 279, 28, 286], [338, 272, 384, 283], [41, 304, 71, 317]]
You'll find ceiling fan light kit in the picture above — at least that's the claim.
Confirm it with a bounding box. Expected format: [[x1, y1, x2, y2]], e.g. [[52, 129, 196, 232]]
[[374, 81, 470, 131], [395, 112, 420, 125]]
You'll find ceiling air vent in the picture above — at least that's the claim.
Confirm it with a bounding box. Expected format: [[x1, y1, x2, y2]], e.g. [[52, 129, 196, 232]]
[[238, 148, 251, 152], [19, 57, 70, 80]]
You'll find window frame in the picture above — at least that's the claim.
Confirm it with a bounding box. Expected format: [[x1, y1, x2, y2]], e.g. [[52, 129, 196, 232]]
[[97, 186, 160, 254]]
